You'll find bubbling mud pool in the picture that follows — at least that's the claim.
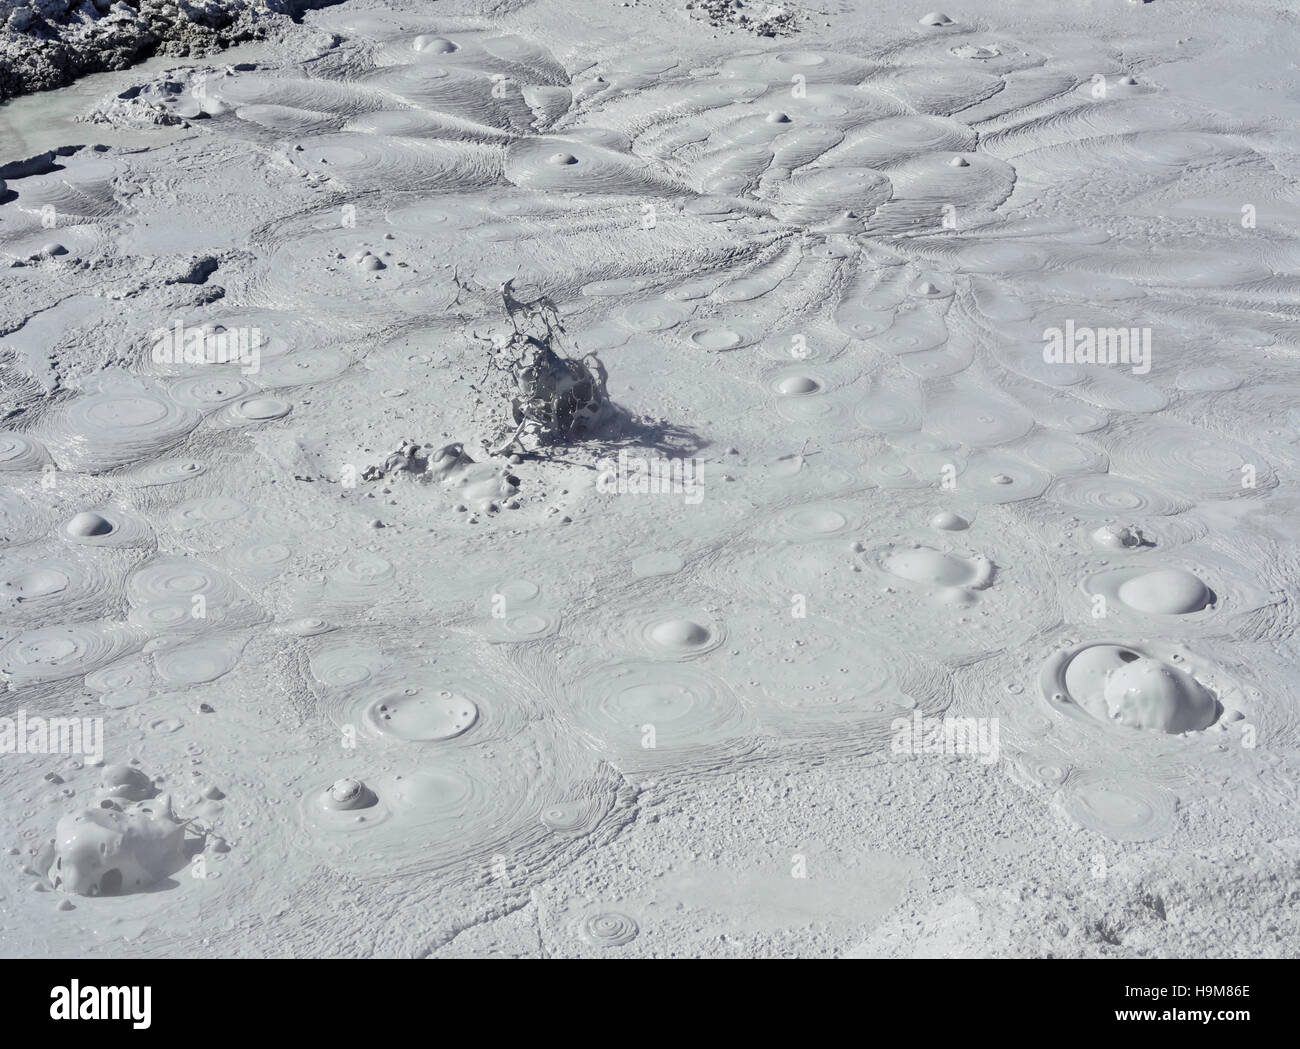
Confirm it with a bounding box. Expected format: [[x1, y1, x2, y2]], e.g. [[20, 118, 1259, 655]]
[[0, 0, 1298, 958]]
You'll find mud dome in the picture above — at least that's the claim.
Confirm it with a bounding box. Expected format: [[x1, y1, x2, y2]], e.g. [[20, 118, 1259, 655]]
[[48, 795, 188, 896], [1, 0, 1299, 958]]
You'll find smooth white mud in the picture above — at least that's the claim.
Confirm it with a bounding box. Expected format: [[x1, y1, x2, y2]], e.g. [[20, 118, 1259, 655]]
[[1, 0, 1299, 958]]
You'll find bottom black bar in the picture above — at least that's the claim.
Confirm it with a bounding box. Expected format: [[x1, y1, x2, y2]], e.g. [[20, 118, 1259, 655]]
[[0, 959, 1289, 1035]]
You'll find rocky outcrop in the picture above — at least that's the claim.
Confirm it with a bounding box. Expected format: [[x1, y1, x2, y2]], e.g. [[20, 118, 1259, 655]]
[[0, 0, 336, 101]]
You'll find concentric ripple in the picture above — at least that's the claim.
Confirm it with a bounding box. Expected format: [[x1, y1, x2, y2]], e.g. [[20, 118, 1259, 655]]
[[1061, 771, 1178, 842], [0, 431, 50, 472], [41, 376, 201, 473], [360, 684, 480, 742], [0, 622, 144, 686], [578, 911, 640, 948], [565, 660, 750, 767]]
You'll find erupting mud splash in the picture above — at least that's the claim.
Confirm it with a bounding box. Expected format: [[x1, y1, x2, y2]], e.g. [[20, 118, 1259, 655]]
[[0, 0, 1298, 958]]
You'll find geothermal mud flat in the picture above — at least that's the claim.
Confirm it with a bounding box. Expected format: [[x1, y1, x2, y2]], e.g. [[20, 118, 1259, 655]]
[[0, 0, 1298, 958]]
